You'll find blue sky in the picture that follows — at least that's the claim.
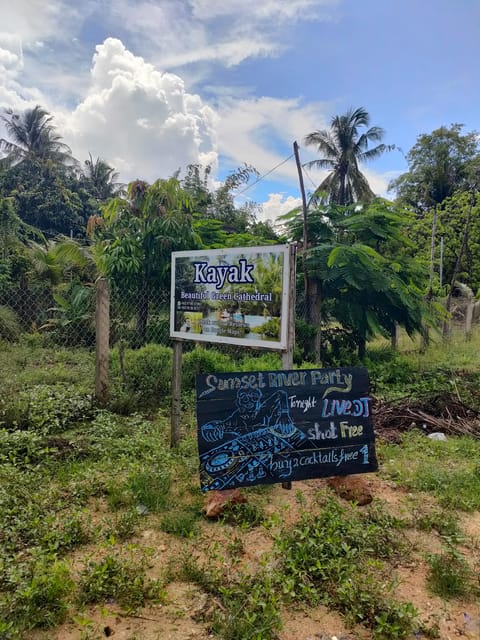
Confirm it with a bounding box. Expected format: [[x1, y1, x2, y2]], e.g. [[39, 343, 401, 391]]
[[1, 0, 479, 220]]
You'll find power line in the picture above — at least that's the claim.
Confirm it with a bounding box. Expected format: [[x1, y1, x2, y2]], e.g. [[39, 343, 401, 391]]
[[302, 164, 318, 190], [234, 153, 294, 197]]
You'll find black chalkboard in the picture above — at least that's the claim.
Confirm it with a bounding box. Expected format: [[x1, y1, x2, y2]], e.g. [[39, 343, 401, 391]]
[[196, 367, 378, 492]]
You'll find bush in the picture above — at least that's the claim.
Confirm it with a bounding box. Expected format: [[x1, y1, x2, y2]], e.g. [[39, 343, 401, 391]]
[[0, 305, 21, 341], [182, 346, 235, 391], [111, 343, 173, 407]]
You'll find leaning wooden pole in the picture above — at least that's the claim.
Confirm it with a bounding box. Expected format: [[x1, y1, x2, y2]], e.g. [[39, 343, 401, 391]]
[[293, 141, 310, 320], [281, 243, 297, 490]]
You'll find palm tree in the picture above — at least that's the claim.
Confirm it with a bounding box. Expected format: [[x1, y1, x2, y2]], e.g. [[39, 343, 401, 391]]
[[0, 105, 75, 168], [304, 107, 391, 205], [82, 153, 124, 202]]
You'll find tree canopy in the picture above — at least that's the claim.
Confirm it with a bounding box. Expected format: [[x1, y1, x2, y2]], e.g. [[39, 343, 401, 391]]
[[304, 107, 392, 205], [389, 124, 479, 213]]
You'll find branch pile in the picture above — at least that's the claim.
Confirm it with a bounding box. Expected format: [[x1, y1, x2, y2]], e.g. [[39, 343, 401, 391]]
[[373, 393, 480, 442]]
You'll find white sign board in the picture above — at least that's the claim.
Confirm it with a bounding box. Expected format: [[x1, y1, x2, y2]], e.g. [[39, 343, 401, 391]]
[[170, 245, 290, 349]]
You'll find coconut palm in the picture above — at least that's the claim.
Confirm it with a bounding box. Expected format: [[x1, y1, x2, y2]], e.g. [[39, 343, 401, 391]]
[[0, 105, 75, 168], [82, 153, 124, 202], [304, 107, 391, 205]]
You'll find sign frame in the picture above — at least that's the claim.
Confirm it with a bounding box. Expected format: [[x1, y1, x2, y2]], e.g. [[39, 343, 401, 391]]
[[170, 244, 290, 350], [196, 367, 378, 492]]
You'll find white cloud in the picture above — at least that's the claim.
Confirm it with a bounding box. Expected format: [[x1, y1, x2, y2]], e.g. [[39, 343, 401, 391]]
[[190, 0, 336, 22], [111, 0, 339, 69], [216, 95, 332, 185], [61, 38, 218, 182], [259, 193, 302, 222]]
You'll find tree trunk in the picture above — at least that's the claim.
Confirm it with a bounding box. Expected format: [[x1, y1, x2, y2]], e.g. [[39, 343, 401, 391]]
[[443, 191, 475, 337]]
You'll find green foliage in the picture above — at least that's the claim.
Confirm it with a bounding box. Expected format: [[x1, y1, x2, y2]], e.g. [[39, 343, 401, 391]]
[[78, 552, 163, 610], [427, 546, 477, 598], [0, 553, 73, 633], [410, 190, 480, 292], [160, 508, 199, 537], [380, 432, 480, 511], [390, 124, 479, 212], [0, 383, 94, 434], [253, 316, 280, 338], [304, 106, 392, 206], [276, 498, 416, 638], [0, 305, 21, 341], [128, 466, 171, 512], [182, 346, 235, 391], [212, 573, 282, 640], [286, 199, 432, 357], [110, 343, 173, 407], [220, 501, 266, 529]]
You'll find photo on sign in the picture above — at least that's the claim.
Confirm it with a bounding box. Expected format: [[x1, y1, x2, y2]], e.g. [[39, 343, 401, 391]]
[[170, 245, 290, 349], [196, 367, 378, 492]]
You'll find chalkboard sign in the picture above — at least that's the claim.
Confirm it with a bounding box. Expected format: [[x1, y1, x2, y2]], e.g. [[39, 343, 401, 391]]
[[196, 367, 378, 492]]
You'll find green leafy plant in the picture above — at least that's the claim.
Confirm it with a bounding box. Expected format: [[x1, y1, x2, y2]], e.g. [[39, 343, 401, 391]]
[[427, 547, 476, 598], [220, 501, 266, 529], [128, 466, 171, 512], [78, 552, 163, 610], [160, 508, 199, 537], [275, 498, 417, 638], [0, 554, 73, 633]]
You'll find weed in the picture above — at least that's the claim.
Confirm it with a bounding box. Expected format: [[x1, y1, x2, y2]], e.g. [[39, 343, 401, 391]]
[[413, 507, 463, 541], [427, 547, 476, 599], [0, 553, 73, 633], [380, 432, 480, 511], [128, 466, 171, 512], [275, 498, 417, 638], [211, 572, 282, 640], [220, 501, 266, 529], [160, 508, 199, 537], [105, 510, 140, 541], [78, 552, 163, 611]]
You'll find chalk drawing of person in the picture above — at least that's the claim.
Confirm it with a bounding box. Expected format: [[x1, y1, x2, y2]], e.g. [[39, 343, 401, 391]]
[[201, 387, 296, 444]]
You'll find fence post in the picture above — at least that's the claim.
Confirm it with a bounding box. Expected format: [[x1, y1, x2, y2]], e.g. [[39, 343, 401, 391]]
[[95, 277, 110, 405], [171, 339, 183, 447], [465, 299, 474, 339]]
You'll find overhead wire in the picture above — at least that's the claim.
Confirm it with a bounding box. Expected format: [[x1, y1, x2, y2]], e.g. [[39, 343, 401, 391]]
[[234, 152, 295, 198]]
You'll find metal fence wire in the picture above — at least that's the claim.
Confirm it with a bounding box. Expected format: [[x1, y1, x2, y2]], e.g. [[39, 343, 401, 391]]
[[0, 275, 477, 354]]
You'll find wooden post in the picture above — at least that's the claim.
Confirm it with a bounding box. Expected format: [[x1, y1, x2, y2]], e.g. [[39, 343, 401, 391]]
[[465, 299, 474, 339], [95, 277, 110, 405], [171, 339, 183, 447], [281, 243, 297, 490]]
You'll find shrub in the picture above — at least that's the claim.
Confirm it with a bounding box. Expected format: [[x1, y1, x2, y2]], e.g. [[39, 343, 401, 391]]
[[182, 346, 235, 391], [0, 305, 21, 341], [111, 343, 173, 407], [427, 547, 476, 598]]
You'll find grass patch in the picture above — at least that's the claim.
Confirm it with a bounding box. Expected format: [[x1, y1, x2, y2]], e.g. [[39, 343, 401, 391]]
[[380, 432, 480, 511], [78, 551, 164, 610], [160, 507, 199, 537], [0, 553, 73, 635], [427, 546, 477, 599], [275, 498, 417, 638]]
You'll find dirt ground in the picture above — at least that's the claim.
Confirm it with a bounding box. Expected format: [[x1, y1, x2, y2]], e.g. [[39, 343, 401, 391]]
[[28, 472, 480, 640]]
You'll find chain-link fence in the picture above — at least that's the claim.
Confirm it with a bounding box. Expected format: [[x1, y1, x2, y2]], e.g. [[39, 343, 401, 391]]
[[1, 275, 479, 403]]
